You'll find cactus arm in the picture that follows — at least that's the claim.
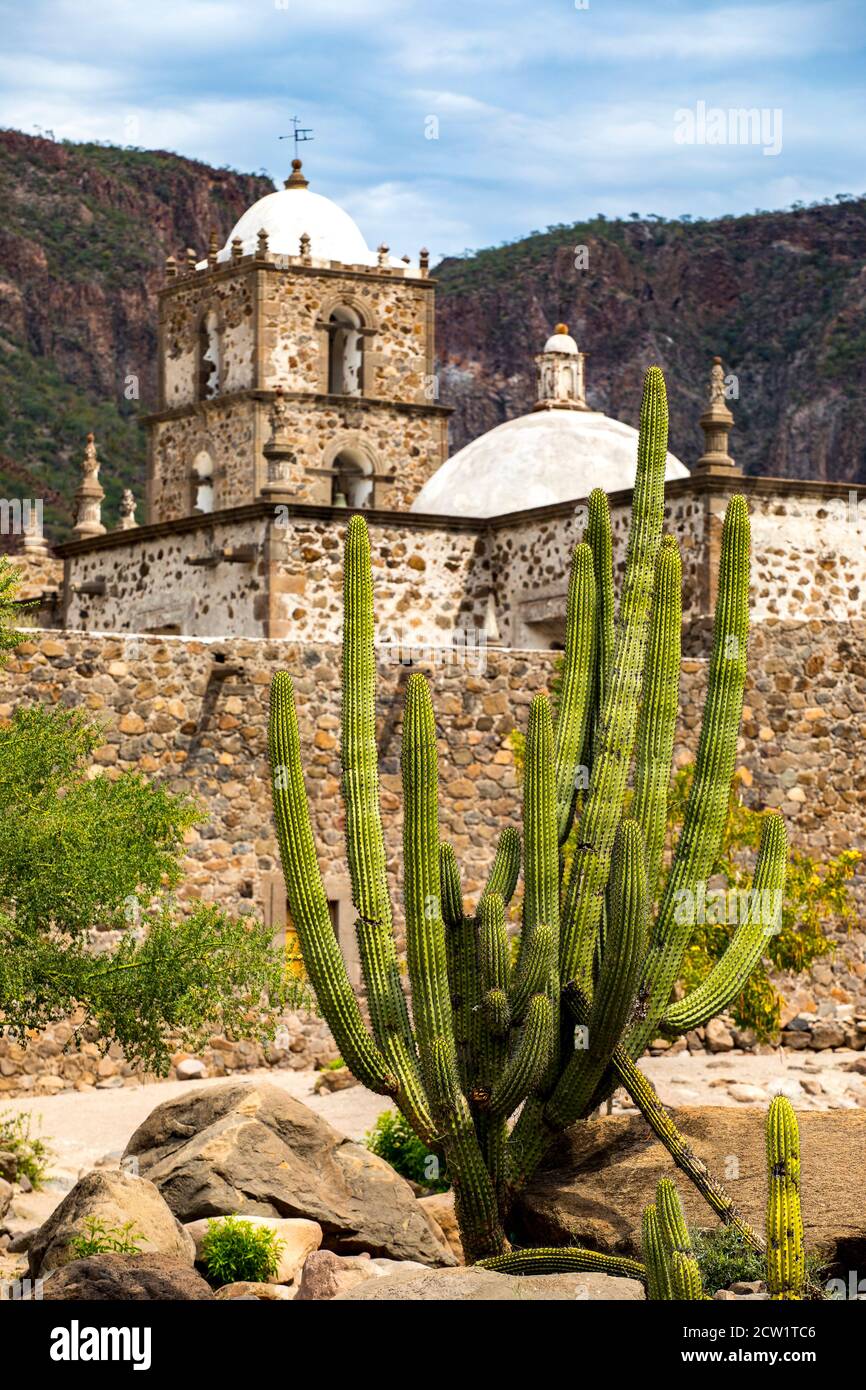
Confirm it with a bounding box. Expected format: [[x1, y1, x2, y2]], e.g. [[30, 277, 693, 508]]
[[628, 494, 751, 1057], [509, 921, 553, 1023], [553, 542, 596, 845], [559, 367, 668, 992], [766, 1096, 804, 1300], [401, 676, 506, 1260], [268, 673, 395, 1095], [632, 536, 682, 906], [671, 1251, 706, 1300], [488, 993, 553, 1118], [522, 696, 560, 950], [439, 842, 464, 929], [562, 983, 763, 1251], [642, 1205, 672, 1300], [480, 826, 522, 909], [477, 1248, 646, 1281], [662, 812, 787, 1034], [544, 820, 648, 1132], [585, 486, 616, 753]]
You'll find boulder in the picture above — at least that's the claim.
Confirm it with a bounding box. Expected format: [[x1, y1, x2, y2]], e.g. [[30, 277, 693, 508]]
[[184, 1214, 322, 1284], [28, 1170, 196, 1278], [313, 1067, 359, 1094], [123, 1082, 454, 1266], [417, 1191, 463, 1262], [215, 1281, 293, 1300], [335, 1266, 644, 1301], [513, 1107, 866, 1266], [295, 1249, 429, 1300], [40, 1254, 213, 1301], [0, 1176, 11, 1221]]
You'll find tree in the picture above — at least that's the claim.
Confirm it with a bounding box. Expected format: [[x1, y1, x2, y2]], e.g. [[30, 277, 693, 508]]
[[0, 556, 305, 1073]]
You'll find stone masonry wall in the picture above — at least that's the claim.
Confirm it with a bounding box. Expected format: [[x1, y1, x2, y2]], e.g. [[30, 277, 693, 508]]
[[0, 620, 863, 1095]]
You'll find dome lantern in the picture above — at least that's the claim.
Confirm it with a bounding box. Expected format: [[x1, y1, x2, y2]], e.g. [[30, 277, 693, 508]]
[[534, 323, 589, 412]]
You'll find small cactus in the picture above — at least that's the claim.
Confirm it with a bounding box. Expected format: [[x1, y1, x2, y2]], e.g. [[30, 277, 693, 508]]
[[766, 1095, 805, 1299]]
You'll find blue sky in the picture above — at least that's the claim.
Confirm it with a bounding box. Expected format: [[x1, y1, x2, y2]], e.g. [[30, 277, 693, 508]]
[[0, 0, 864, 259]]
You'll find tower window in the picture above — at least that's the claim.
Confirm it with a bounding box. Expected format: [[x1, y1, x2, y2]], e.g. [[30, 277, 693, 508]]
[[331, 448, 373, 509], [199, 309, 221, 400], [328, 307, 363, 396], [191, 450, 215, 514]]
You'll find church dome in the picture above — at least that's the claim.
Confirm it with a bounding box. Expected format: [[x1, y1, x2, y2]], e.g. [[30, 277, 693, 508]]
[[217, 160, 407, 268], [412, 329, 688, 519]]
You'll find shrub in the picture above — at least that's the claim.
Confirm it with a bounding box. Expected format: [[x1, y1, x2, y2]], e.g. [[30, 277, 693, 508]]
[[365, 1109, 449, 1192], [0, 1110, 51, 1188], [199, 1216, 284, 1286]]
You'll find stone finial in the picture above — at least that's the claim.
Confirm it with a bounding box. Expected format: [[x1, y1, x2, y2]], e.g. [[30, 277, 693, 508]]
[[21, 498, 49, 557], [72, 433, 106, 539], [284, 158, 309, 190], [164, 254, 177, 280], [694, 356, 741, 476], [419, 247, 430, 276], [118, 488, 137, 530], [231, 236, 243, 260], [377, 243, 390, 267], [299, 231, 311, 262], [185, 247, 197, 273], [256, 226, 270, 259], [207, 228, 219, 268]]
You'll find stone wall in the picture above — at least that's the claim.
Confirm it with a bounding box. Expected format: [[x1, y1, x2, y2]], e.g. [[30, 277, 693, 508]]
[[0, 619, 863, 1095]]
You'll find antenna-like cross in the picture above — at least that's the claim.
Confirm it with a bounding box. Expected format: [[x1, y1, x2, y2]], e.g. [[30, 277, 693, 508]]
[[279, 116, 314, 161]]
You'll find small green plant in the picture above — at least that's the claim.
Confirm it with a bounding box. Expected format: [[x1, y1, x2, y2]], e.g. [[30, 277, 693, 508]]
[[200, 1216, 284, 1286], [69, 1217, 143, 1258], [321, 1056, 346, 1071], [0, 1110, 51, 1188], [693, 1224, 765, 1295], [365, 1109, 449, 1192]]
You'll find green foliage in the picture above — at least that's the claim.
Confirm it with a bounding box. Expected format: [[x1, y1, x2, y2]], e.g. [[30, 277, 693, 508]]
[[693, 1223, 765, 1295], [669, 765, 860, 1039], [0, 565, 309, 1073], [0, 1109, 51, 1187], [69, 1217, 143, 1258], [365, 1108, 449, 1192], [200, 1216, 283, 1286]]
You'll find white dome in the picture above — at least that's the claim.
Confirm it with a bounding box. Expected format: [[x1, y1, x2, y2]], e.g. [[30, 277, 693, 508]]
[[216, 164, 412, 269], [411, 409, 689, 519], [542, 331, 579, 354]]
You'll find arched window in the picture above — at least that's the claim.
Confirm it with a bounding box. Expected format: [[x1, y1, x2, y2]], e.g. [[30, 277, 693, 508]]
[[331, 448, 373, 509], [192, 450, 215, 514], [328, 307, 363, 396], [199, 310, 221, 400]]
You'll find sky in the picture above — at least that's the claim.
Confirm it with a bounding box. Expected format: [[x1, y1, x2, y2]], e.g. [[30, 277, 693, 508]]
[[0, 0, 864, 260]]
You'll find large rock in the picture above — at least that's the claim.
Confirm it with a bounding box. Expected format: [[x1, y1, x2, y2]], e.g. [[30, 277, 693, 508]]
[[417, 1191, 463, 1263], [40, 1254, 213, 1300], [295, 1249, 429, 1300], [335, 1266, 644, 1301], [29, 1170, 196, 1278], [123, 1082, 454, 1266], [0, 1176, 12, 1221], [514, 1107, 866, 1265]]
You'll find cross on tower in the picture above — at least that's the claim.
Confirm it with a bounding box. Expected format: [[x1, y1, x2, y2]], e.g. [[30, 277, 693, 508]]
[[279, 117, 314, 161]]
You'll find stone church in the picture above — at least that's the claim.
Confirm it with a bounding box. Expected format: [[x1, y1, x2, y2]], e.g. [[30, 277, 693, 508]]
[[4, 157, 865, 1088]]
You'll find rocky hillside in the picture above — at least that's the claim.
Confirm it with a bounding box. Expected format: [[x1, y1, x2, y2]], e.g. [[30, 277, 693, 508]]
[[0, 130, 864, 542], [0, 130, 272, 537], [435, 200, 866, 481]]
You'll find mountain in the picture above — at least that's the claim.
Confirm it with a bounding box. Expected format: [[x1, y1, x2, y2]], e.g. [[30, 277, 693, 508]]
[[434, 201, 866, 482], [0, 130, 272, 538], [0, 131, 864, 544]]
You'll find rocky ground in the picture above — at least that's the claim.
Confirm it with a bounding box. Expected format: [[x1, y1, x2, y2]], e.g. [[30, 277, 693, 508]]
[[1, 1050, 863, 1301]]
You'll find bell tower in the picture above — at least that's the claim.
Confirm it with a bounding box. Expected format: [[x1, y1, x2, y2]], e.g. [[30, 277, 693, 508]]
[[143, 160, 450, 524]]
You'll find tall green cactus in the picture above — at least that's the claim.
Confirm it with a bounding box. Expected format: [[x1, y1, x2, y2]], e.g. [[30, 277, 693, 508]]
[[766, 1095, 804, 1300], [268, 363, 786, 1267]]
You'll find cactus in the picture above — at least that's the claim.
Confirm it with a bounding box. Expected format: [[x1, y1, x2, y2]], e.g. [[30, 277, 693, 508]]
[[268, 363, 786, 1266], [642, 1179, 706, 1300], [766, 1095, 804, 1299]]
